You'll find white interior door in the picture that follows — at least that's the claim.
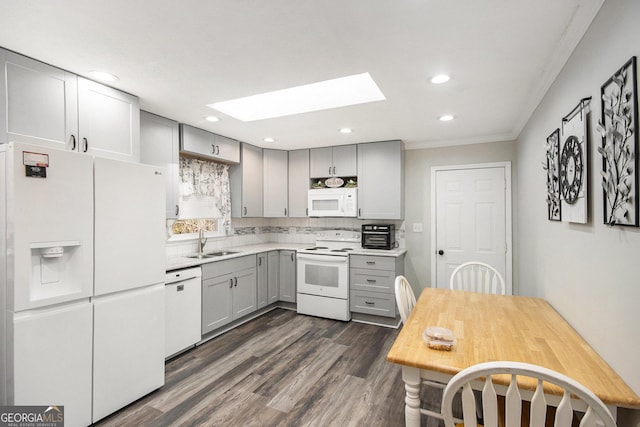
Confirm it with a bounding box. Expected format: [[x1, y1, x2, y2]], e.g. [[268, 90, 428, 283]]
[[432, 164, 511, 293]]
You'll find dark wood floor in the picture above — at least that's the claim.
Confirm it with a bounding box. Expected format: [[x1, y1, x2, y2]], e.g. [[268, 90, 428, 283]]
[[93, 308, 442, 427]]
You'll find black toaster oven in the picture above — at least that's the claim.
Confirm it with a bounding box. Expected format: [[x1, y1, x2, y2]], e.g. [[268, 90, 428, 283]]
[[361, 224, 396, 250]]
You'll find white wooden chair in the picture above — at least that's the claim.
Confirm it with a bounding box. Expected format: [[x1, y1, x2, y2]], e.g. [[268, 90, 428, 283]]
[[394, 275, 416, 324], [449, 261, 506, 295], [441, 361, 617, 427], [394, 275, 463, 424]]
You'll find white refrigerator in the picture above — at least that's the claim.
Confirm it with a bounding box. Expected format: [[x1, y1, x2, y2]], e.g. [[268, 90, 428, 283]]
[[0, 142, 166, 426]]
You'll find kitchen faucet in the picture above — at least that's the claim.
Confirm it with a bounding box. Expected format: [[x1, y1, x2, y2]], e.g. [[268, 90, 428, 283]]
[[198, 229, 207, 253]]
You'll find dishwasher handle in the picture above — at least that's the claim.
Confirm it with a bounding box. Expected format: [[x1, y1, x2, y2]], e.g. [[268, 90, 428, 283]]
[[165, 267, 202, 284]]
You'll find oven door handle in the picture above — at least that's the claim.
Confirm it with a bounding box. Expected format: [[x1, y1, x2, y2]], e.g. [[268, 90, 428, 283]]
[[296, 253, 349, 263]]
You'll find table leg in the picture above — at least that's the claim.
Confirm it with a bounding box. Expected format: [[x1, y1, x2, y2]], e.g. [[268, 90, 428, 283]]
[[402, 366, 421, 427]]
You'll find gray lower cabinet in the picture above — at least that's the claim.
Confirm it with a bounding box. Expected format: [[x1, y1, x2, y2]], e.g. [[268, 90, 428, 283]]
[[279, 250, 296, 303], [267, 251, 280, 304], [257, 251, 280, 309], [257, 253, 268, 309], [349, 254, 405, 318], [202, 255, 257, 334]]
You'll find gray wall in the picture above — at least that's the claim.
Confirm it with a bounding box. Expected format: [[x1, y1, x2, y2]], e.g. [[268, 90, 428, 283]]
[[403, 140, 517, 292], [517, 0, 640, 399]]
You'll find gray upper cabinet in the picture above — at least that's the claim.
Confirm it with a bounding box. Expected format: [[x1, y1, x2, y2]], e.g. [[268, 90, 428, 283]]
[[357, 140, 404, 219], [1, 49, 77, 148], [140, 111, 180, 218], [309, 145, 357, 178], [263, 149, 288, 217], [179, 124, 240, 164], [77, 77, 140, 162], [1, 50, 140, 162], [230, 143, 263, 217], [288, 149, 310, 217]]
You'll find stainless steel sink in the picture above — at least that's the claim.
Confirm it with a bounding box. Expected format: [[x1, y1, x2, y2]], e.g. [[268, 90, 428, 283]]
[[185, 250, 239, 259], [185, 253, 217, 259], [207, 251, 239, 256]]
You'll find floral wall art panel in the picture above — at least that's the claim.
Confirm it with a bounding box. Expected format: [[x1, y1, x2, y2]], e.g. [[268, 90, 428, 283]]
[[597, 56, 639, 227], [559, 98, 590, 224], [544, 128, 561, 221]]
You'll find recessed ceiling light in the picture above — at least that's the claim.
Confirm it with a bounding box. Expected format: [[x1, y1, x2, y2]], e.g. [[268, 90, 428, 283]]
[[207, 72, 386, 122], [263, 137, 275, 143], [88, 70, 119, 82], [339, 128, 353, 134], [205, 116, 220, 122], [430, 74, 451, 84], [439, 114, 455, 122]]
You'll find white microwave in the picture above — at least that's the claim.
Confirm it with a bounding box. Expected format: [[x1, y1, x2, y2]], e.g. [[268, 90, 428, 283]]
[[308, 188, 358, 217]]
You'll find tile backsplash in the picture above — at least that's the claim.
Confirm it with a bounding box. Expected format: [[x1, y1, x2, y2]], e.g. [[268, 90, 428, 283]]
[[166, 217, 405, 257]]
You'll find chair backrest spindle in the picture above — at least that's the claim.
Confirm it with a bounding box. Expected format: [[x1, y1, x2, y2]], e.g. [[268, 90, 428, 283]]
[[441, 361, 617, 427], [449, 261, 506, 295]]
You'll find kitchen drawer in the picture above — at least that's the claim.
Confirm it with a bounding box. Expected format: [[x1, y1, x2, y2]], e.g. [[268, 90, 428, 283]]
[[350, 290, 396, 318], [350, 254, 396, 271], [349, 268, 394, 293], [202, 255, 255, 279]]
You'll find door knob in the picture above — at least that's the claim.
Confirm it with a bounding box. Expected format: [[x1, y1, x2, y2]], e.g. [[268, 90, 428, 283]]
[[438, 250, 444, 255]]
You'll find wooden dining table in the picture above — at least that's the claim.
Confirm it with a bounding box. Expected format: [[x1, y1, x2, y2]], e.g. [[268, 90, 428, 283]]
[[386, 288, 640, 427]]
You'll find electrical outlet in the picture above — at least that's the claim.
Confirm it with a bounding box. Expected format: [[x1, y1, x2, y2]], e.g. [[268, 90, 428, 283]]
[[412, 223, 423, 233]]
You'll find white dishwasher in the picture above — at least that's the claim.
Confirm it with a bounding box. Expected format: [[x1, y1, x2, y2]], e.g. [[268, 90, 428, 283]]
[[165, 267, 202, 358]]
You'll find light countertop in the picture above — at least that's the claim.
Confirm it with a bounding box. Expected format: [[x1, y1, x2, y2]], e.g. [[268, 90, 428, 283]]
[[166, 243, 406, 271]]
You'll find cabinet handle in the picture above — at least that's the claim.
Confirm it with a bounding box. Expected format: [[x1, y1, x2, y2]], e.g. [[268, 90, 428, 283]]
[[211, 144, 216, 154], [177, 284, 184, 292], [333, 166, 336, 175], [366, 279, 377, 283], [234, 277, 238, 287], [306, 208, 308, 216], [365, 301, 375, 305], [259, 257, 262, 266], [366, 261, 376, 265], [229, 278, 233, 288], [284, 208, 287, 216], [329, 166, 332, 175], [243, 206, 247, 215], [291, 253, 294, 262], [175, 204, 180, 216], [216, 145, 220, 155], [358, 208, 361, 217], [70, 135, 77, 150], [82, 137, 88, 152]]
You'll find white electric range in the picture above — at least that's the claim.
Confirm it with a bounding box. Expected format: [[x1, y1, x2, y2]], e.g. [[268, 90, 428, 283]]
[[296, 230, 361, 321]]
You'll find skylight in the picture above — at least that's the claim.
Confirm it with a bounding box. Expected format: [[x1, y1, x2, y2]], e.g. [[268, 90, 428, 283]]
[[208, 73, 385, 121]]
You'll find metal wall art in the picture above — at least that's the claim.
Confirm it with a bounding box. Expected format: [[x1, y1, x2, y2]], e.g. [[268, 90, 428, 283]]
[[597, 56, 639, 227], [544, 128, 561, 221], [560, 98, 590, 224]]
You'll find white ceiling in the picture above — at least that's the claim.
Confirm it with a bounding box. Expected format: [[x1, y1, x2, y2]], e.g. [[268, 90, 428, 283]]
[[0, 0, 604, 150]]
